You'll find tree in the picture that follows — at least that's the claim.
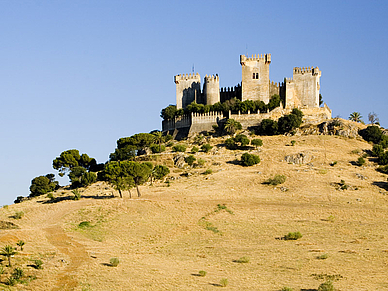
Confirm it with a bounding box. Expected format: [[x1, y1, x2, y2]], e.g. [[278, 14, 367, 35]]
[[349, 112, 363, 123], [267, 95, 281, 111], [152, 131, 164, 153], [29, 175, 59, 197], [160, 105, 177, 120], [1, 245, 17, 267], [53, 150, 97, 177], [241, 153, 260, 166], [257, 119, 278, 135], [278, 109, 303, 134], [201, 144, 212, 153], [251, 139, 263, 148], [16, 240, 25, 251], [152, 165, 170, 181], [102, 161, 135, 198], [360, 126, 383, 144], [234, 134, 250, 147], [224, 119, 242, 135], [185, 155, 196, 166], [368, 112, 379, 125]]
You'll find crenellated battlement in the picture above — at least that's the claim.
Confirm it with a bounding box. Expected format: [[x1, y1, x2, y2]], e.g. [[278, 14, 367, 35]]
[[204, 74, 219, 82], [240, 53, 271, 64], [174, 73, 201, 84], [293, 67, 320, 76]]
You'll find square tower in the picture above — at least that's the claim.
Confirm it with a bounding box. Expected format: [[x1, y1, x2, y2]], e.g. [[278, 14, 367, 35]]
[[240, 54, 271, 104], [174, 73, 201, 109]]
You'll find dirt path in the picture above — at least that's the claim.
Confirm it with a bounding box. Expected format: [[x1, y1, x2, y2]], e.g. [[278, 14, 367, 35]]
[[44, 225, 89, 291]]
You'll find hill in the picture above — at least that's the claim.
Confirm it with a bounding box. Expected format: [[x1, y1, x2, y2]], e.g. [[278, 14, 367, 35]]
[[0, 133, 387, 290]]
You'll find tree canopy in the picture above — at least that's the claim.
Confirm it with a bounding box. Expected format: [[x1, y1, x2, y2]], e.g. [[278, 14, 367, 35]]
[[29, 174, 59, 197]]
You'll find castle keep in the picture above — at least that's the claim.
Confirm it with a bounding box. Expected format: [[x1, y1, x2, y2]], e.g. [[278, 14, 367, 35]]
[[164, 53, 331, 136]]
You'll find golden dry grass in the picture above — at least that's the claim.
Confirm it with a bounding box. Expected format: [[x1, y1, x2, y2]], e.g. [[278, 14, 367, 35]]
[[0, 134, 387, 290]]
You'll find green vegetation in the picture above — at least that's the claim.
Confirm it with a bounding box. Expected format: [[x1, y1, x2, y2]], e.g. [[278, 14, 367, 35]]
[[349, 112, 363, 123], [201, 143, 212, 153], [265, 175, 286, 185], [29, 174, 59, 197], [33, 259, 43, 269], [1, 245, 17, 266], [241, 153, 260, 166], [251, 138, 263, 148], [172, 144, 187, 152], [191, 146, 199, 153], [281, 287, 293, 291], [109, 257, 120, 267], [72, 189, 81, 200], [233, 256, 250, 263], [185, 155, 196, 166], [257, 108, 303, 135], [12, 211, 24, 220], [198, 270, 207, 277], [16, 240, 25, 251], [225, 134, 249, 150], [284, 232, 302, 240], [152, 165, 170, 181], [356, 157, 365, 166], [224, 119, 242, 135], [219, 278, 228, 287], [203, 169, 213, 175], [317, 253, 328, 260], [318, 281, 334, 291]]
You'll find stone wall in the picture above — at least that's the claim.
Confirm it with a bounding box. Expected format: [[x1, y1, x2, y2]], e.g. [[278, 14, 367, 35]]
[[174, 73, 201, 109]]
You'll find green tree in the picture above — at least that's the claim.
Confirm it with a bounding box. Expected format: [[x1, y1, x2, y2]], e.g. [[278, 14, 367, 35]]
[[16, 240, 25, 251], [234, 134, 250, 147], [267, 94, 281, 111], [29, 175, 59, 197], [349, 112, 363, 123], [185, 155, 196, 166], [1, 245, 17, 267], [201, 144, 213, 153], [160, 105, 177, 120], [124, 162, 152, 197], [251, 138, 263, 148], [241, 153, 260, 166], [360, 125, 383, 144], [257, 119, 278, 135], [152, 131, 164, 153], [152, 165, 170, 181], [224, 119, 242, 135], [102, 161, 135, 198]]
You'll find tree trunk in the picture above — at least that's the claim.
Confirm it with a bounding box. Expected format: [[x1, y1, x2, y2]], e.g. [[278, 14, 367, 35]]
[[136, 185, 141, 197], [8, 256, 11, 267], [118, 189, 123, 198], [128, 189, 132, 199]]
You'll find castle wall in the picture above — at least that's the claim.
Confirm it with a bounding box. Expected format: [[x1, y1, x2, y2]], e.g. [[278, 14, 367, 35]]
[[189, 112, 224, 135], [175, 73, 201, 109], [203, 75, 220, 105], [240, 54, 271, 104], [292, 67, 321, 108], [220, 84, 242, 103], [269, 81, 280, 98]]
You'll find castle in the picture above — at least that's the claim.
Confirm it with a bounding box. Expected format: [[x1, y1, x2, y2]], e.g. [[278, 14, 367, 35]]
[[163, 54, 331, 136]]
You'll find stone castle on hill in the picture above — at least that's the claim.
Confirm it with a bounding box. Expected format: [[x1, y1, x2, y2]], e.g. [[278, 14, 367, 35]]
[[163, 53, 331, 137]]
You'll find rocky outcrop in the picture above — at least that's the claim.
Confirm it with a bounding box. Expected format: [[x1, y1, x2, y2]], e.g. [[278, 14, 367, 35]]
[[173, 154, 186, 168], [284, 152, 312, 164]]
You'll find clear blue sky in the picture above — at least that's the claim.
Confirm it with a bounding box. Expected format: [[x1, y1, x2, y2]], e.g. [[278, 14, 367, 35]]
[[0, 0, 387, 205]]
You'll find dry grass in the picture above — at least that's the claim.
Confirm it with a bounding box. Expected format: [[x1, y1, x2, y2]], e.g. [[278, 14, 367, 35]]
[[0, 135, 387, 290]]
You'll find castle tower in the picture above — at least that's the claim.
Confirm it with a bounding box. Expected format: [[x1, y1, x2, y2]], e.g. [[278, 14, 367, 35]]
[[174, 73, 201, 109], [240, 54, 271, 103], [203, 74, 220, 105], [291, 67, 321, 108]]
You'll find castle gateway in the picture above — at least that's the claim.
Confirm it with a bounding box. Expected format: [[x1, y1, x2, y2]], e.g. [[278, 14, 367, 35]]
[[163, 54, 331, 136]]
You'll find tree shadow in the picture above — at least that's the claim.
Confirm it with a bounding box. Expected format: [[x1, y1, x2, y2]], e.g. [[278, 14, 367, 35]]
[[41, 194, 115, 204], [209, 283, 223, 287], [372, 181, 388, 190], [226, 160, 241, 165], [301, 289, 317, 291]]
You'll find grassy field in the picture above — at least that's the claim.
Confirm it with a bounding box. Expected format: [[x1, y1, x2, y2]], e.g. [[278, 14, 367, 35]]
[[0, 134, 387, 290]]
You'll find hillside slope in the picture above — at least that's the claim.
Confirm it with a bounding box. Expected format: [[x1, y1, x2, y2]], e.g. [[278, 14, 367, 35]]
[[0, 134, 387, 291]]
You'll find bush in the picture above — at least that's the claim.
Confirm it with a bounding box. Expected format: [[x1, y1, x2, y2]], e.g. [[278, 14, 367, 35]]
[[153, 165, 170, 180], [6, 276, 17, 286], [33, 259, 43, 269], [225, 138, 237, 150], [291, 140, 296, 146], [251, 138, 263, 148], [234, 256, 250, 263], [198, 270, 207, 277], [197, 159, 205, 167], [172, 144, 186, 152], [13, 211, 24, 219], [201, 144, 213, 153], [150, 144, 166, 153], [241, 153, 260, 166], [281, 288, 293, 291], [359, 125, 383, 144], [265, 175, 286, 185], [191, 146, 199, 153], [284, 232, 302, 240], [110, 257, 120, 267], [12, 267, 24, 280], [318, 281, 334, 291], [378, 151, 388, 165], [257, 119, 278, 135], [377, 165, 388, 174], [317, 253, 328, 260], [72, 189, 81, 200], [356, 157, 365, 166], [78, 221, 91, 228], [219, 278, 228, 287], [185, 155, 196, 166], [203, 169, 212, 175]]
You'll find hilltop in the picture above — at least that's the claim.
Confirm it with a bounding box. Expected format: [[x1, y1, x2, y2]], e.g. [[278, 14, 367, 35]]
[[0, 128, 388, 290]]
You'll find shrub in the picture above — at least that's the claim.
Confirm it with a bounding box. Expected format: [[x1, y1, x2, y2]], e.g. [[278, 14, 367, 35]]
[[219, 278, 228, 287], [6, 276, 17, 286], [46, 193, 55, 201], [234, 134, 250, 147], [72, 189, 81, 200], [291, 140, 296, 146], [201, 143, 213, 153], [359, 125, 383, 144], [330, 161, 337, 166], [377, 165, 388, 174], [33, 259, 43, 269], [203, 169, 212, 175], [78, 221, 91, 228], [191, 146, 199, 153], [234, 256, 250, 263], [13, 211, 24, 219], [12, 267, 24, 280], [225, 138, 237, 150], [110, 257, 120, 267], [266, 175, 286, 185], [172, 144, 186, 152], [284, 231, 302, 240], [241, 153, 260, 166], [150, 144, 165, 153], [197, 159, 205, 167], [198, 270, 207, 277], [318, 281, 334, 291], [257, 119, 278, 135], [281, 287, 293, 291], [317, 253, 328, 260], [185, 155, 196, 166], [356, 157, 365, 166], [166, 141, 174, 147], [251, 138, 263, 148], [378, 151, 388, 165]]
